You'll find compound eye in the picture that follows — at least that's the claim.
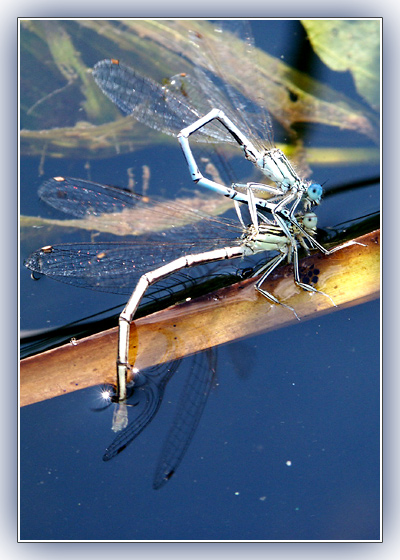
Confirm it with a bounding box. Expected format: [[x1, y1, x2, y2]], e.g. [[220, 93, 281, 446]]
[[303, 212, 318, 229], [307, 183, 323, 203]]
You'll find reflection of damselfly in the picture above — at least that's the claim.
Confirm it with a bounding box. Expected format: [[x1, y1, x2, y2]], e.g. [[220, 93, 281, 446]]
[[25, 177, 344, 402], [92, 21, 324, 252], [98, 350, 216, 489]]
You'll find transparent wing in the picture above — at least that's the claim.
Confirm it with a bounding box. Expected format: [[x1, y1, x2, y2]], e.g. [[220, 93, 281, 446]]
[[92, 21, 275, 149], [37, 176, 242, 234], [184, 20, 275, 152], [25, 235, 245, 295], [92, 59, 232, 143], [25, 178, 245, 294], [38, 176, 144, 218]]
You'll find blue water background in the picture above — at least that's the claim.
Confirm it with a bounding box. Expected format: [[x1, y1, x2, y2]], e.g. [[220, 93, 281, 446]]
[[20, 19, 380, 541]]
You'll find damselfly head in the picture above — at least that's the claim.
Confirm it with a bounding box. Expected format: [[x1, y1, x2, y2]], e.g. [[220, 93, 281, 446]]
[[302, 212, 318, 232], [306, 183, 323, 205]]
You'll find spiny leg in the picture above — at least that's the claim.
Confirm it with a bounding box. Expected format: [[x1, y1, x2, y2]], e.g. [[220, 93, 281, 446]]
[[292, 243, 337, 307], [254, 251, 300, 321]]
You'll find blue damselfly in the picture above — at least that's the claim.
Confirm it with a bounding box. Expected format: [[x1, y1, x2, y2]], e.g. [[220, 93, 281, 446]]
[[92, 21, 326, 252], [24, 177, 351, 401]]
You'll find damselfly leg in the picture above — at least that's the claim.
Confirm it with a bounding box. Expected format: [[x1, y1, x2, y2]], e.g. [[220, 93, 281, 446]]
[[178, 109, 323, 252], [116, 213, 326, 401], [93, 54, 324, 251], [24, 178, 349, 403]]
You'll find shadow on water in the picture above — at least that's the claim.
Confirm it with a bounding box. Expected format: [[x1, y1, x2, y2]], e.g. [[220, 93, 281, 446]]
[[97, 350, 216, 490]]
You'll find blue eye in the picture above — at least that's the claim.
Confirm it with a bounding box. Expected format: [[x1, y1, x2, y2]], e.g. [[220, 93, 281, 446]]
[[307, 183, 323, 203]]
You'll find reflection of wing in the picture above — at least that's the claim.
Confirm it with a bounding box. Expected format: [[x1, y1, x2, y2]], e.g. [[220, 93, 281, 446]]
[[102, 361, 181, 461], [102, 350, 217, 489], [153, 350, 216, 489]]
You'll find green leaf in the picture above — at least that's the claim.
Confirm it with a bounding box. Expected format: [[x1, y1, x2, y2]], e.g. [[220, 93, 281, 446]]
[[302, 19, 380, 110]]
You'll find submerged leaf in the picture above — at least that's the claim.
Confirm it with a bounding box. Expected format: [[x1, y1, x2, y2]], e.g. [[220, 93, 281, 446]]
[[126, 20, 379, 140], [21, 19, 379, 160], [20, 194, 235, 237], [302, 20, 380, 111]]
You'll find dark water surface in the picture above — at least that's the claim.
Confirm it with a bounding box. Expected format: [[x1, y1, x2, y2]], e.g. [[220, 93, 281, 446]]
[[20, 301, 380, 541]]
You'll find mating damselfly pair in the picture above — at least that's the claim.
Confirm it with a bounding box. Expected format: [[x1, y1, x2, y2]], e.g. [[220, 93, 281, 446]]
[[24, 21, 355, 403]]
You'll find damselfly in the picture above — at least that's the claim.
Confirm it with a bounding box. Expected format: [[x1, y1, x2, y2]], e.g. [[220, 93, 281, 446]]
[[92, 21, 325, 251], [25, 177, 339, 401]]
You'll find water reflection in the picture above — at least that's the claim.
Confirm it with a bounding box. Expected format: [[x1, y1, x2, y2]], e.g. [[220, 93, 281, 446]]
[[97, 350, 216, 489]]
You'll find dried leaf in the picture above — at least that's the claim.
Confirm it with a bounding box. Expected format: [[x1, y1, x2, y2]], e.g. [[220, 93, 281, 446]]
[[20, 230, 380, 407]]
